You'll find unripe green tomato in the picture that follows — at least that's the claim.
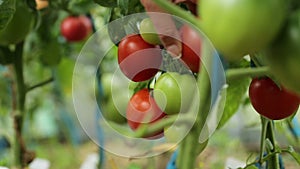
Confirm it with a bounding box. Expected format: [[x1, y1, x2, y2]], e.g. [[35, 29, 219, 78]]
[[100, 73, 131, 124], [153, 72, 197, 115], [139, 18, 161, 45], [102, 94, 128, 124], [0, 2, 34, 46], [264, 10, 300, 95], [200, 0, 287, 60]]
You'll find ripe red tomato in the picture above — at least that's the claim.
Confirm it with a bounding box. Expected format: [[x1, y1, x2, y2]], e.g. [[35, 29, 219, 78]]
[[118, 34, 162, 82], [249, 77, 299, 120], [180, 24, 202, 73], [60, 15, 92, 42], [126, 89, 166, 139]]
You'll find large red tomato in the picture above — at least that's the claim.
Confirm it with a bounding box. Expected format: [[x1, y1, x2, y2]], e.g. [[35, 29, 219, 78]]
[[180, 24, 202, 73], [126, 89, 166, 139], [249, 77, 299, 120], [118, 34, 162, 82]]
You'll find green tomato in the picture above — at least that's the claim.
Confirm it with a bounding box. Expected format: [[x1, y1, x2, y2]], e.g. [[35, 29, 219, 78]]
[[264, 10, 300, 95], [100, 73, 131, 123], [139, 18, 161, 45], [102, 94, 128, 124], [200, 0, 287, 60], [0, 2, 34, 46], [153, 72, 197, 115]]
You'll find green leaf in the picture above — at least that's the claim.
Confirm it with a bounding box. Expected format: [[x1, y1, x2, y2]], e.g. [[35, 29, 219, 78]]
[[0, 0, 16, 30], [94, 0, 117, 8], [217, 60, 250, 129], [118, 0, 129, 15], [68, 0, 95, 14]]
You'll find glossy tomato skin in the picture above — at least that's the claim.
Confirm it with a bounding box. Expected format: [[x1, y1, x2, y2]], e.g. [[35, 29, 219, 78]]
[[249, 77, 299, 120], [126, 89, 166, 138], [180, 24, 201, 73], [60, 16, 92, 42], [153, 72, 197, 115], [200, 0, 288, 60], [265, 10, 300, 95], [118, 34, 162, 82], [139, 18, 161, 45]]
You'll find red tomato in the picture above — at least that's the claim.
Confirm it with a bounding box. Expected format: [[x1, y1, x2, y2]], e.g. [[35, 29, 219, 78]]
[[126, 89, 166, 139], [180, 24, 202, 73], [60, 15, 92, 42], [79, 15, 92, 35], [249, 77, 299, 120], [118, 34, 162, 82]]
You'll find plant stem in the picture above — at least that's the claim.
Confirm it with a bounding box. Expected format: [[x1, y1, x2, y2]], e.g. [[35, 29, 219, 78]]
[[134, 115, 194, 138], [259, 117, 269, 163], [226, 67, 270, 82], [12, 42, 27, 168], [266, 121, 280, 169], [176, 41, 213, 169], [27, 77, 54, 92]]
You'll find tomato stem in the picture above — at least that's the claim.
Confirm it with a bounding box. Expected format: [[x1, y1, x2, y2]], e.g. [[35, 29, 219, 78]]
[[259, 117, 269, 163], [133, 115, 194, 138], [266, 121, 280, 169], [176, 40, 213, 169], [226, 66, 270, 82]]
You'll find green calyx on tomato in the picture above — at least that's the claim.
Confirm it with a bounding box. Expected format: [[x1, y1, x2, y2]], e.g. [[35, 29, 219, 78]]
[[0, 2, 34, 46], [126, 89, 166, 139], [264, 10, 300, 95], [118, 34, 162, 82], [139, 18, 162, 45], [153, 72, 197, 115], [249, 77, 299, 120], [199, 0, 288, 60]]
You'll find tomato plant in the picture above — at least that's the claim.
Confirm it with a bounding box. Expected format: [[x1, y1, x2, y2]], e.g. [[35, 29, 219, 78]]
[[249, 77, 299, 120], [264, 10, 300, 95], [118, 34, 162, 82], [179, 24, 201, 73], [126, 89, 166, 138], [153, 72, 196, 115], [199, 0, 288, 60], [139, 18, 161, 45], [60, 15, 92, 42], [0, 2, 34, 46]]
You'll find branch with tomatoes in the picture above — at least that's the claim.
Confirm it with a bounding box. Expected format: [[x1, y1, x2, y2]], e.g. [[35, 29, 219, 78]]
[[1, 0, 300, 168], [98, 0, 300, 169]]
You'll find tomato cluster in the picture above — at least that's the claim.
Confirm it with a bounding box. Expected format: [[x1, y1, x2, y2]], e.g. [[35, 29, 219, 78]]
[[100, 18, 203, 139]]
